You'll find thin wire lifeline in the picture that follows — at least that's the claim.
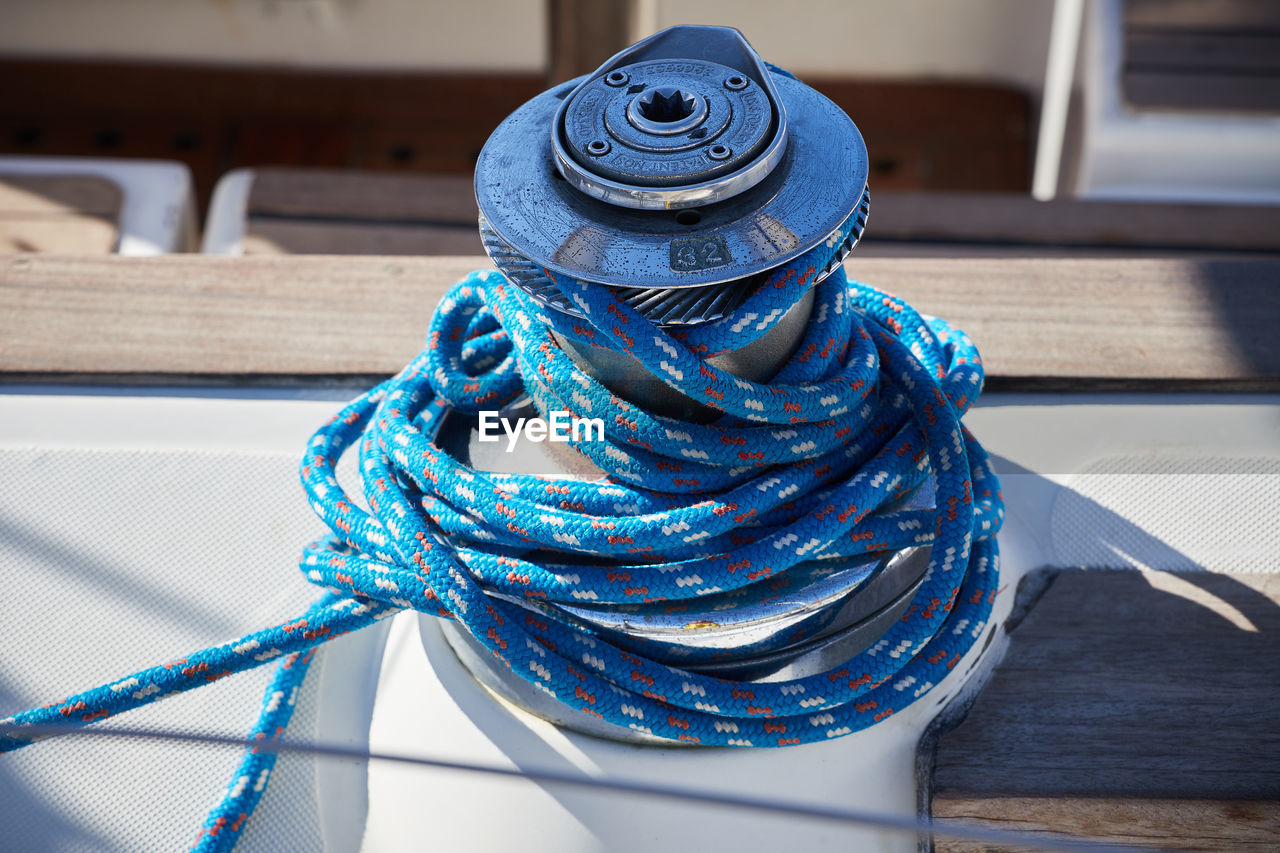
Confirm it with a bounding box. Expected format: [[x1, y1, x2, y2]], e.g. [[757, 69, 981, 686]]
[[0, 205, 1003, 849], [2, 722, 1151, 853]]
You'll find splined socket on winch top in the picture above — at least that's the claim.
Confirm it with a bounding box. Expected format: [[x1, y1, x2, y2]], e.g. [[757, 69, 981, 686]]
[[447, 25, 922, 743]]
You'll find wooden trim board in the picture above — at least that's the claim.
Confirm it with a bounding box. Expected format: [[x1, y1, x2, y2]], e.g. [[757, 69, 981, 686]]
[[866, 191, 1280, 253], [928, 570, 1280, 851], [247, 169, 478, 225], [2, 255, 1277, 387], [242, 169, 482, 256], [233, 170, 1280, 256], [934, 796, 1279, 852], [0, 59, 1035, 209]]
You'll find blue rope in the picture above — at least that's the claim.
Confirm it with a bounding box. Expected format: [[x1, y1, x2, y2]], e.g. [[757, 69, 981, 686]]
[[191, 640, 316, 852], [0, 209, 1003, 843]]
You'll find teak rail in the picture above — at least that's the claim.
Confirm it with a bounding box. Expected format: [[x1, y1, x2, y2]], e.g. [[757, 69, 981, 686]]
[[3, 255, 1278, 390]]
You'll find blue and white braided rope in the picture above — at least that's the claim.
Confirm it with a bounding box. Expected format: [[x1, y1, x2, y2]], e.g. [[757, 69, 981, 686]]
[[1, 215, 1002, 844]]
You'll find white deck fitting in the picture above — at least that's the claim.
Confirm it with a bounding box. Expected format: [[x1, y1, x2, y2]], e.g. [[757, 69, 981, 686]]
[[0, 156, 197, 254], [1032, 0, 1084, 201], [201, 168, 256, 255], [1, 388, 1277, 851]]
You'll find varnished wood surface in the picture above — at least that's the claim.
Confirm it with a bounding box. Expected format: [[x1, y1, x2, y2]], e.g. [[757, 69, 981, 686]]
[[0, 59, 1035, 210], [1124, 0, 1280, 112], [930, 570, 1280, 851], [934, 796, 1279, 852], [232, 169, 1280, 257], [248, 169, 477, 224], [1, 254, 1277, 388], [242, 220, 481, 257], [867, 192, 1280, 253], [0, 60, 549, 208], [242, 169, 481, 256], [1126, 0, 1280, 30]]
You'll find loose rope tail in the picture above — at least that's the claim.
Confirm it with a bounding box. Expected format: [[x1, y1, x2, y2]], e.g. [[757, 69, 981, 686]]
[[0, 211, 1003, 846]]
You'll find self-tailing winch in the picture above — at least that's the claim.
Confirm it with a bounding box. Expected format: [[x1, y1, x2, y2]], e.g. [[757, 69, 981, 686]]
[[448, 26, 931, 741]]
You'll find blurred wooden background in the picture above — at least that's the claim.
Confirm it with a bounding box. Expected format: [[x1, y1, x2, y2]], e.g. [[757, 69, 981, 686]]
[[0, 0, 1034, 216]]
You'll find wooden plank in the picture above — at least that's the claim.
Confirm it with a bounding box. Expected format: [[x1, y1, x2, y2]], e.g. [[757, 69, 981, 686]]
[[0, 60, 1036, 202], [238, 170, 1280, 254], [1125, 31, 1280, 75], [866, 192, 1280, 252], [243, 169, 482, 255], [934, 797, 1280, 852], [1126, 0, 1280, 33], [932, 571, 1280, 798], [855, 257, 1280, 388], [243, 221, 482, 257], [0, 255, 470, 376], [1123, 0, 1280, 111], [929, 570, 1280, 851], [248, 169, 477, 224], [0, 175, 121, 254], [1, 255, 1278, 387], [1123, 70, 1280, 113], [0, 60, 548, 207], [806, 80, 1031, 193]]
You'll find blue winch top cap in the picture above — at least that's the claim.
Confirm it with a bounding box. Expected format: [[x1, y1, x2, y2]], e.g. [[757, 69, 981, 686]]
[[473, 26, 870, 293]]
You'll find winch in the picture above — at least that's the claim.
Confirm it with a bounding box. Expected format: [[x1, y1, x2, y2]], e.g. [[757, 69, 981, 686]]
[[441, 25, 931, 742]]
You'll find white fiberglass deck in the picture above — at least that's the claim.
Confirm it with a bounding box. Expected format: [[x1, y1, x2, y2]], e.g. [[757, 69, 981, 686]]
[[1, 387, 1277, 852]]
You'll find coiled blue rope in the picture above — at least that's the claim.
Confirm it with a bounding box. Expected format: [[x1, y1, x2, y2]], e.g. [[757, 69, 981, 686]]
[[0, 206, 1002, 847]]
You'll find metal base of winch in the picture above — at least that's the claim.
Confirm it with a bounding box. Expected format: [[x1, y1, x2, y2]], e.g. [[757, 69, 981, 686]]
[[434, 385, 935, 744], [439, 546, 931, 745], [447, 25, 908, 745]]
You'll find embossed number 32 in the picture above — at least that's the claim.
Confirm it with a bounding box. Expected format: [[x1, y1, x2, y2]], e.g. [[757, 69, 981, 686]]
[[671, 236, 731, 271], [680, 241, 723, 266]]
